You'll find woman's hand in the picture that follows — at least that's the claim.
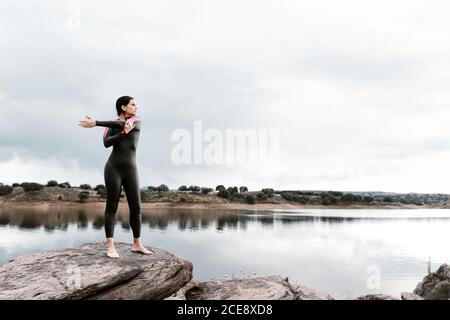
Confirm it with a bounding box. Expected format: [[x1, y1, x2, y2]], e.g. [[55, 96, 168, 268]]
[[123, 119, 136, 134], [78, 115, 96, 128]]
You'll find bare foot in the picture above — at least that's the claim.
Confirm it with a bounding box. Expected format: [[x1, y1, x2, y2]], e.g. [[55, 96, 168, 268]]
[[131, 245, 154, 255], [106, 246, 120, 259]]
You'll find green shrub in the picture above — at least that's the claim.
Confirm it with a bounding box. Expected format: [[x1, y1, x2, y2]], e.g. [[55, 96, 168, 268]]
[[342, 193, 358, 203], [227, 187, 239, 195], [0, 185, 13, 196], [281, 192, 294, 201], [78, 191, 89, 203], [96, 188, 106, 198], [261, 188, 275, 197], [320, 194, 338, 205], [21, 182, 44, 192], [245, 194, 256, 204], [188, 185, 201, 193], [218, 189, 229, 199], [239, 186, 248, 193], [257, 192, 268, 201], [47, 180, 58, 187], [58, 182, 71, 188], [157, 184, 169, 192], [201, 187, 213, 195]]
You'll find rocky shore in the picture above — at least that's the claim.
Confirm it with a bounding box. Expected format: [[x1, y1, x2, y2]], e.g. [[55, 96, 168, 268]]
[[0, 242, 448, 300]]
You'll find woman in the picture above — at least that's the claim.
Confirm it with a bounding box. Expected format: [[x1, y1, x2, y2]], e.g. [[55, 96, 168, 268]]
[[78, 96, 152, 258]]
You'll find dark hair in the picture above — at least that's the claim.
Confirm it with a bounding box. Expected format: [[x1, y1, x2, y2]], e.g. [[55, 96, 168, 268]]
[[115, 96, 134, 116]]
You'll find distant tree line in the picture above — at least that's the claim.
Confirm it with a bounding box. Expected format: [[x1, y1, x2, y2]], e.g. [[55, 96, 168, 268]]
[[0, 180, 107, 200], [177, 185, 214, 194], [1, 181, 449, 206], [215, 185, 255, 204]]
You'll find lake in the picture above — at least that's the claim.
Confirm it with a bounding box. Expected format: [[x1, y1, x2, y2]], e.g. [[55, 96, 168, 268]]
[[1, 204, 450, 299]]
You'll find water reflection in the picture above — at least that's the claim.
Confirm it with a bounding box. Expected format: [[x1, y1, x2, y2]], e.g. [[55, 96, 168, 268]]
[[2, 206, 449, 232], [1, 204, 450, 298], [0, 206, 252, 232]]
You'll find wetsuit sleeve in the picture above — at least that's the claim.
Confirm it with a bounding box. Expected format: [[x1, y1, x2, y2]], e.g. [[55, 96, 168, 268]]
[[95, 120, 126, 129], [103, 127, 127, 148]]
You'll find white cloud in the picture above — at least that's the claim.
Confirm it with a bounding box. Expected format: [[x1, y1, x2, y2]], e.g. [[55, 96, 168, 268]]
[[1, 0, 450, 192], [0, 147, 98, 186]]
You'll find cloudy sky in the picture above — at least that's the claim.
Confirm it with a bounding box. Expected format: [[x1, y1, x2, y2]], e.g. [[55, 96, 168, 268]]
[[1, 0, 450, 193]]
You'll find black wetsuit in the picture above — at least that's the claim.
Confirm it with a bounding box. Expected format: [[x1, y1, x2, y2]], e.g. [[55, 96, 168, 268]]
[[95, 117, 142, 238]]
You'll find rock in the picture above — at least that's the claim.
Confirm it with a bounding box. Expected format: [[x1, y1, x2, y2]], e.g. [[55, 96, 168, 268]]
[[401, 292, 424, 300], [0, 241, 192, 300], [413, 263, 450, 300], [290, 283, 334, 300], [181, 275, 335, 300], [171, 275, 334, 300], [354, 294, 399, 300], [186, 275, 301, 300], [165, 277, 200, 300]]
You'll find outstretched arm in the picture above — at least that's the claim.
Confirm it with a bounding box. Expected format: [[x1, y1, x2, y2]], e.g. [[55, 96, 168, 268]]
[[95, 120, 126, 129], [79, 115, 125, 129]]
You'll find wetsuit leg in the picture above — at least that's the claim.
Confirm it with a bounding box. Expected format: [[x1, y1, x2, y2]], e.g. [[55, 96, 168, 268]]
[[122, 167, 141, 238], [104, 161, 122, 238], [97, 117, 142, 239]]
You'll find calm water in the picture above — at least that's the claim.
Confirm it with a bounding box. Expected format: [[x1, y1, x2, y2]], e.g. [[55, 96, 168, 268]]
[[1, 204, 450, 299]]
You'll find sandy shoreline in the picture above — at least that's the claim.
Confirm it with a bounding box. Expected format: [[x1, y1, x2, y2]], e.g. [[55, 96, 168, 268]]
[[0, 200, 445, 210]]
